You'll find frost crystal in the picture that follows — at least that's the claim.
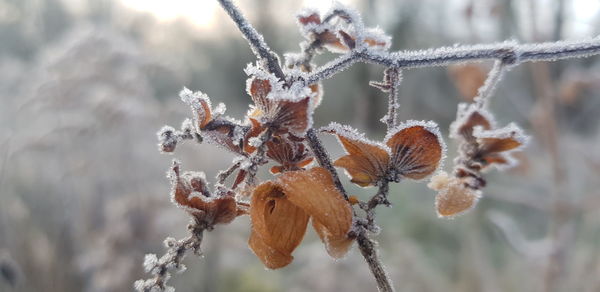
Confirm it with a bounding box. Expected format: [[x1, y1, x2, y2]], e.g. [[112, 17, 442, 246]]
[[143, 254, 159, 273]]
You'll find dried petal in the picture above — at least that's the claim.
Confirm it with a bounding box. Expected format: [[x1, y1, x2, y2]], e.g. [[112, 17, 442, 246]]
[[249, 78, 272, 111], [385, 121, 444, 180], [312, 219, 354, 258], [248, 231, 293, 269], [309, 83, 323, 109], [450, 104, 495, 140], [243, 118, 265, 154], [180, 88, 213, 130], [247, 78, 312, 135], [277, 167, 354, 258], [327, 124, 390, 187], [319, 31, 349, 53], [266, 136, 312, 172], [429, 173, 481, 218], [271, 97, 311, 135], [457, 110, 493, 140], [474, 123, 527, 168], [202, 121, 246, 154], [363, 28, 391, 50], [298, 12, 321, 25], [249, 182, 309, 268]]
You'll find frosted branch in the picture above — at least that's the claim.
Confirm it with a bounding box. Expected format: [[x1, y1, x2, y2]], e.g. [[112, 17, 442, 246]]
[[216, 0, 286, 81], [304, 37, 600, 85], [306, 129, 350, 201]]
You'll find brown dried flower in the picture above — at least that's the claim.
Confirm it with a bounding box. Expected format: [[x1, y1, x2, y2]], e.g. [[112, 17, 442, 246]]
[[249, 167, 354, 269], [430, 104, 528, 218], [168, 160, 240, 226]]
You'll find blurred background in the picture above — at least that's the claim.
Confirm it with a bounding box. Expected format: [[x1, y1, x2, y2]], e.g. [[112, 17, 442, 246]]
[[1, 0, 599, 291]]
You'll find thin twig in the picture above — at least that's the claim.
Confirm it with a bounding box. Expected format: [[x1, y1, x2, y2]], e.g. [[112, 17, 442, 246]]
[[217, 160, 241, 184], [356, 230, 395, 292], [474, 60, 506, 108], [135, 221, 205, 292], [371, 68, 402, 129], [304, 37, 600, 85], [245, 127, 273, 186], [216, 0, 286, 82], [361, 180, 391, 230]]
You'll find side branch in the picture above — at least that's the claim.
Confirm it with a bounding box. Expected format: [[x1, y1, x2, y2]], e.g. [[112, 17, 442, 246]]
[[135, 221, 205, 292], [305, 37, 600, 85], [216, 0, 286, 81]]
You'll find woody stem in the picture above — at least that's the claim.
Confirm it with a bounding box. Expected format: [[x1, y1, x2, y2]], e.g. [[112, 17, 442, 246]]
[[385, 68, 401, 129], [306, 129, 395, 292], [216, 0, 286, 82], [306, 129, 349, 201], [356, 230, 395, 292], [246, 128, 273, 186], [136, 219, 205, 292]]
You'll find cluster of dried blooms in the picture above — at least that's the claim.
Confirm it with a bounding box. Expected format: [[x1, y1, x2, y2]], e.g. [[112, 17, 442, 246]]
[[136, 0, 600, 291]]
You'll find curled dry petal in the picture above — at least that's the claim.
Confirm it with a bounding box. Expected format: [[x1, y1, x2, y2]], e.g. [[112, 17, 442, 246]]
[[180, 87, 213, 130], [450, 104, 495, 140], [457, 110, 492, 140], [278, 167, 354, 258], [202, 120, 247, 155], [328, 127, 389, 187], [248, 231, 294, 269], [473, 123, 527, 169], [297, 12, 321, 25], [385, 121, 444, 180], [272, 97, 311, 135], [429, 172, 481, 218], [249, 182, 309, 269], [266, 135, 312, 173], [169, 161, 237, 225]]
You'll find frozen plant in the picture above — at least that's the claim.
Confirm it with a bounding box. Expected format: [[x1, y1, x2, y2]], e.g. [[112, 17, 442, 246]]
[[136, 1, 600, 291]]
